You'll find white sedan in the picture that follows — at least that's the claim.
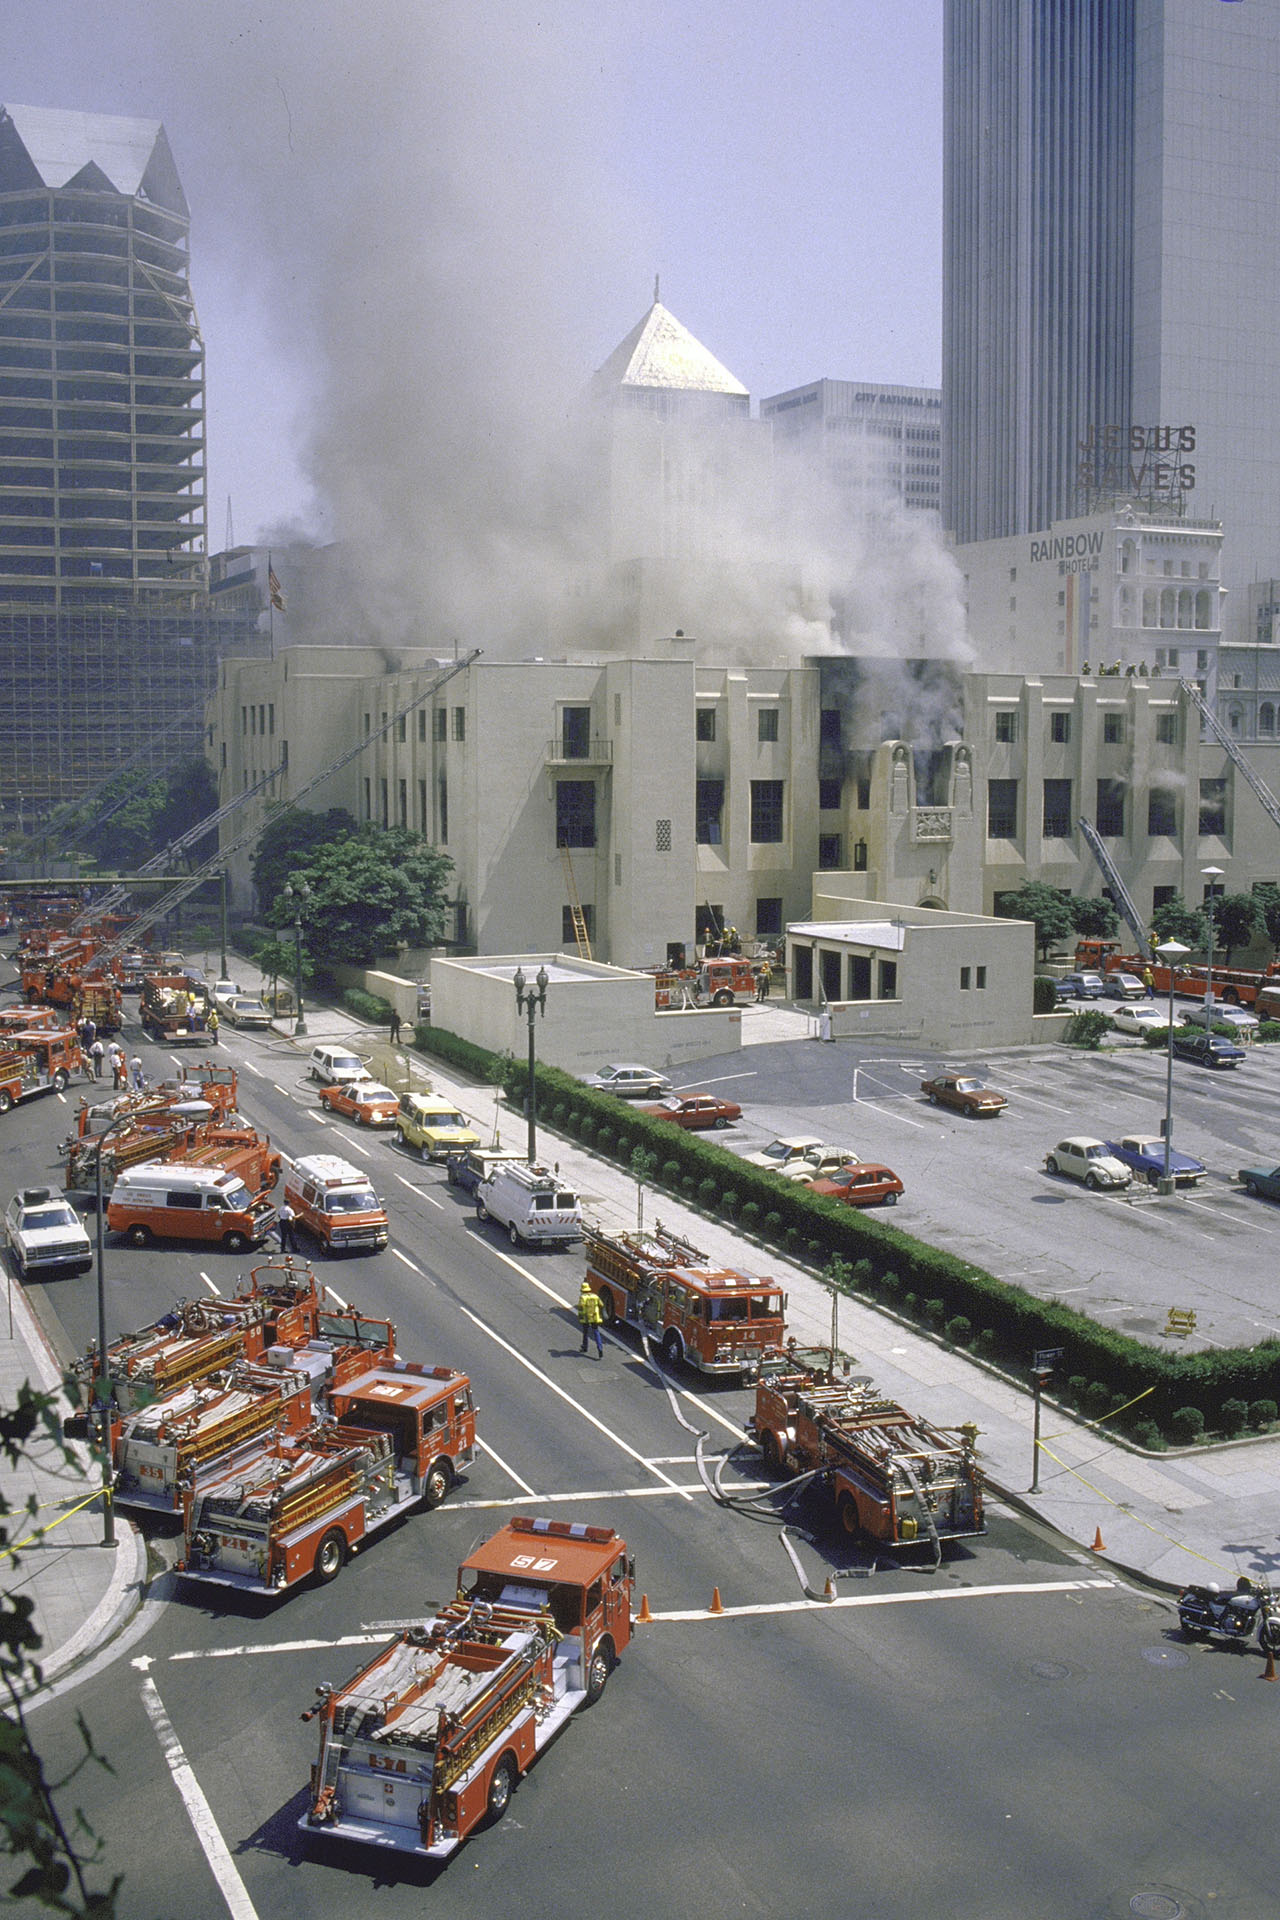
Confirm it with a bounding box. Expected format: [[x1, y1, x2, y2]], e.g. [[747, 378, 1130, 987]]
[[1110, 1003, 1166, 1036], [6, 1187, 93, 1278]]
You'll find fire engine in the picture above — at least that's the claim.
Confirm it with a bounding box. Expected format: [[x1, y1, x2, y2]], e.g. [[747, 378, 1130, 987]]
[[62, 1077, 252, 1191], [649, 955, 760, 1010], [177, 1355, 476, 1592], [752, 1349, 985, 1559], [300, 1516, 632, 1858], [0, 1029, 82, 1112], [584, 1222, 787, 1373], [1074, 937, 1280, 1007]]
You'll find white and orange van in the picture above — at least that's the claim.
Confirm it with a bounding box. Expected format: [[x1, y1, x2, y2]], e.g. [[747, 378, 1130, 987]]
[[106, 1163, 277, 1253]]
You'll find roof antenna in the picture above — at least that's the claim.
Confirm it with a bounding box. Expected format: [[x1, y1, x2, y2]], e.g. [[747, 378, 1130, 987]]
[[653, 273, 660, 305]]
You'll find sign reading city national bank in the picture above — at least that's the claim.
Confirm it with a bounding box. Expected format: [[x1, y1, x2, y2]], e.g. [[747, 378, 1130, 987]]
[[1076, 422, 1197, 497]]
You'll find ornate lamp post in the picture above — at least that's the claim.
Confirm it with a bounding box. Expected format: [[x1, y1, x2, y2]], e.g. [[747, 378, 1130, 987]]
[[283, 878, 311, 1037], [1156, 939, 1190, 1195], [513, 963, 549, 1161], [1201, 864, 1224, 1009], [91, 1097, 211, 1545]]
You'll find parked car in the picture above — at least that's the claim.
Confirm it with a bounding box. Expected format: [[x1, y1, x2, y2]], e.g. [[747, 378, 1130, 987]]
[[581, 1063, 672, 1099], [320, 1078, 400, 1127], [445, 1146, 525, 1193], [919, 1072, 1007, 1116], [396, 1093, 481, 1161], [5, 1187, 93, 1278], [210, 978, 243, 1012], [1238, 1164, 1280, 1202], [1170, 1029, 1246, 1069], [1109, 1003, 1166, 1036], [1056, 972, 1106, 999], [1043, 1138, 1133, 1190], [1099, 972, 1146, 1000], [744, 1138, 859, 1182], [1104, 1135, 1206, 1186], [807, 1162, 903, 1208], [638, 1092, 742, 1130], [1179, 1000, 1259, 1038], [223, 994, 272, 1029]]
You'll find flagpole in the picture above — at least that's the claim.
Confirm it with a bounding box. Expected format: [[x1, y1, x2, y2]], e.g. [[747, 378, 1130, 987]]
[[268, 547, 274, 662]]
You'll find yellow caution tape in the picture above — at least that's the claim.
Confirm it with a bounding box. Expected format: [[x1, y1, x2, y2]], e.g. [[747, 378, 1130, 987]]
[[1, 1487, 105, 1558]]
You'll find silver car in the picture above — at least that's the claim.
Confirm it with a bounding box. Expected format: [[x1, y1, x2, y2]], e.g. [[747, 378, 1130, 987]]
[[581, 1063, 672, 1099], [1180, 1000, 1259, 1038]]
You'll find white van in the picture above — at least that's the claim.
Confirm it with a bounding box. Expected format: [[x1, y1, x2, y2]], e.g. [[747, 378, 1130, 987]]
[[474, 1162, 583, 1248], [308, 1044, 368, 1086]]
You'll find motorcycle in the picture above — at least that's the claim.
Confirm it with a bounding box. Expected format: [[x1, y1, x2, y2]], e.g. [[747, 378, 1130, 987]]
[[1177, 1575, 1280, 1652]]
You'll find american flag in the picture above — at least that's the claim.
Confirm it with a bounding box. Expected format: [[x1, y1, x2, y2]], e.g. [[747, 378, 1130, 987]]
[[268, 567, 286, 612]]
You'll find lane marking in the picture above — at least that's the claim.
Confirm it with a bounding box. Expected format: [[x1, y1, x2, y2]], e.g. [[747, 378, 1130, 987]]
[[324, 1284, 348, 1310], [476, 1435, 537, 1497], [336, 1132, 370, 1156], [674, 1071, 757, 1088], [651, 1575, 1116, 1622], [392, 1248, 423, 1274], [241, 1060, 265, 1077], [845, 1098, 928, 1130], [199, 1272, 220, 1296], [137, 1672, 259, 1920], [456, 1302, 692, 1497], [271, 1084, 293, 1098]]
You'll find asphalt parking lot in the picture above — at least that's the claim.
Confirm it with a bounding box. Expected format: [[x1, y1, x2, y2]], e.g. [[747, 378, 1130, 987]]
[[659, 1024, 1280, 1353]]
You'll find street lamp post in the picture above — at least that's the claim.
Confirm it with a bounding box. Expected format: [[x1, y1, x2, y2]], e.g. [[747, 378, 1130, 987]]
[[1156, 939, 1190, 1195], [283, 879, 310, 1036], [91, 1096, 211, 1546], [513, 963, 549, 1162], [1201, 864, 1224, 1009], [219, 868, 229, 980]]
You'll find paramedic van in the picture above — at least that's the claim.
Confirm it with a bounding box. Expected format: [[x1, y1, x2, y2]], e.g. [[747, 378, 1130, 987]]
[[474, 1161, 584, 1248], [285, 1153, 390, 1255], [106, 1163, 277, 1253]]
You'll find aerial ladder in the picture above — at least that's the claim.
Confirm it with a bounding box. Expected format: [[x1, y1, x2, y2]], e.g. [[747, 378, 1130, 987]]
[[26, 698, 209, 851], [1077, 817, 1152, 962], [1180, 677, 1280, 834], [560, 849, 592, 959], [86, 652, 482, 972]]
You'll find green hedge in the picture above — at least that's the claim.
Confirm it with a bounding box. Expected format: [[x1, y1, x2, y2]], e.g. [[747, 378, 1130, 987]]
[[341, 986, 394, 1024], [416, 1032, 1280, 1445]]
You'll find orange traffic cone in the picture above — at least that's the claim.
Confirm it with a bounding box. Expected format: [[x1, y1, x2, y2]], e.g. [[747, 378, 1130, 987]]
[[823, 1575, 838, 1601], [1091, 1527, 1106, 1553], [709, 1586, 725, 1614], [1264, 1644, 1278, 1683], [636, 1592, 653, 1624]]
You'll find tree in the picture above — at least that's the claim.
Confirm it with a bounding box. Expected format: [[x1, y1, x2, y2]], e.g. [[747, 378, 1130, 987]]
[[152, 757, 219, 864], [251, 806, 357, 915], [62, 758, 219, 874], [1211, 891, 1263, 966], [1150, 894, 1208, 950], [1070, 895, 1120, 939], [1254, 883, 1280, 953], [994, 882, 1074, 961], [271, 826, 453, 968], [1, 1385, 120, 1916]]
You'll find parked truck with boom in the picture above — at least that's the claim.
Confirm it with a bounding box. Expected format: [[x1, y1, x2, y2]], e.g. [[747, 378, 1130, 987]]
[[583, 1222, 787, 1373], [300, 1515, 633, 1859], [752, 1349, 985, 1560], [177, 1354, 476, 1592]]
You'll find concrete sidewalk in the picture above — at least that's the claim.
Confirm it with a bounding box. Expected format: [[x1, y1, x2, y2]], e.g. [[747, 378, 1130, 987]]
[[8, 989, 1272, 1697]]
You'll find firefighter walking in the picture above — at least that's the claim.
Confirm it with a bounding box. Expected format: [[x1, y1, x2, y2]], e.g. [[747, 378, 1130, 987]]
[[578, 1279, 604, 1358]]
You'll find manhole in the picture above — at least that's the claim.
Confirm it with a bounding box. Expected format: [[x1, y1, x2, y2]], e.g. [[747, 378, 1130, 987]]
[[1028, 1659, 1072, 1681], [1130, 1895, 1183, 1919], [1141, 1646, 1190, 1668]]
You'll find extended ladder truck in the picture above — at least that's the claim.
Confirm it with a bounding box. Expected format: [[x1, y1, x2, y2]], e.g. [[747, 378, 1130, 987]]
[[752, 1350, 985, 1562], [300, 1516, 633, 1860]]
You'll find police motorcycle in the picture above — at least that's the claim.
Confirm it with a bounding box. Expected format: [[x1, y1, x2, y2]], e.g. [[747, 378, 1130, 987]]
[[1177, 1575, 1280, 1652]]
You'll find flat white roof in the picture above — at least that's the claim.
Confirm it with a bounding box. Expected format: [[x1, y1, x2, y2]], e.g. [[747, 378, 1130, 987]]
[[788, 921, 908, 951]]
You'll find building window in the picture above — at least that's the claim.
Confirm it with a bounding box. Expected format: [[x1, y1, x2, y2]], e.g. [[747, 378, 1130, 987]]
[[397, 779, 407, 828], [695, 708, 716, 742], [396, 714, 406, 743], [453, 706, 466, 742], [562, 903, 595, 945], [418, 709, 427, 742], [756, 897, 782, 937], [268, 703, 275, 735], [1042, 779, 1072, 838], [987, 778, 1018, 838], [1049, 711, 1071, 744], [363, 777, 371, 819], [820, 708, 842, 746], [1199, 777, 1227, 837], [418, 779, 427, 834], [818, 833, 842, 869], [561, 706, 590, 757], [433, 708, 446, 741], [655, 818, 672, 853], [438, 775, 448, 842], [363, 713, 371, 736], [818, 777, 842, 811], [994, 710, 1018, 743], [1153, 884, 1177, 911], [1261, 703, 1276, 735], [379, 778, 389, 828], [960, 966, 971, 990], [696, 779, 724, 845], [757, 708, 779, 743], [556, 779, 596, 848], [1148, 789, 1176, 836], [976, 966, 987, 989], [878, 959, 898, 1000], [1096, 778, 1125, 836], [750, 779, 784, 842], [1155, 712, 1178, 745], [1103, 713, 1124, 745]]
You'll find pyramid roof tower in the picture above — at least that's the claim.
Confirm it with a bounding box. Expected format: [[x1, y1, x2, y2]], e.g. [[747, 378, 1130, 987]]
[[591, 292, 749, 409], [0, 104, 187, 216]]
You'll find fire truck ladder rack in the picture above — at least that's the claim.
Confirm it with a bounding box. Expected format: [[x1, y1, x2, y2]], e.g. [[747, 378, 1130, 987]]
[[560, 850, 593, 960], [1181, 676, 1280, 835], [1077, 817, 1152, 961], [88, 653, 481, 969]]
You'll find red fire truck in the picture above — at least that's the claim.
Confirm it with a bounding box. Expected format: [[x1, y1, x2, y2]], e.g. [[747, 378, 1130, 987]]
[[584, 1222, 787, 1374]]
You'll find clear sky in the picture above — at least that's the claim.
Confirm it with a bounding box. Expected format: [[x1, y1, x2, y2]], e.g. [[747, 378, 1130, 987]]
[[3, 1, 944, 549]]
